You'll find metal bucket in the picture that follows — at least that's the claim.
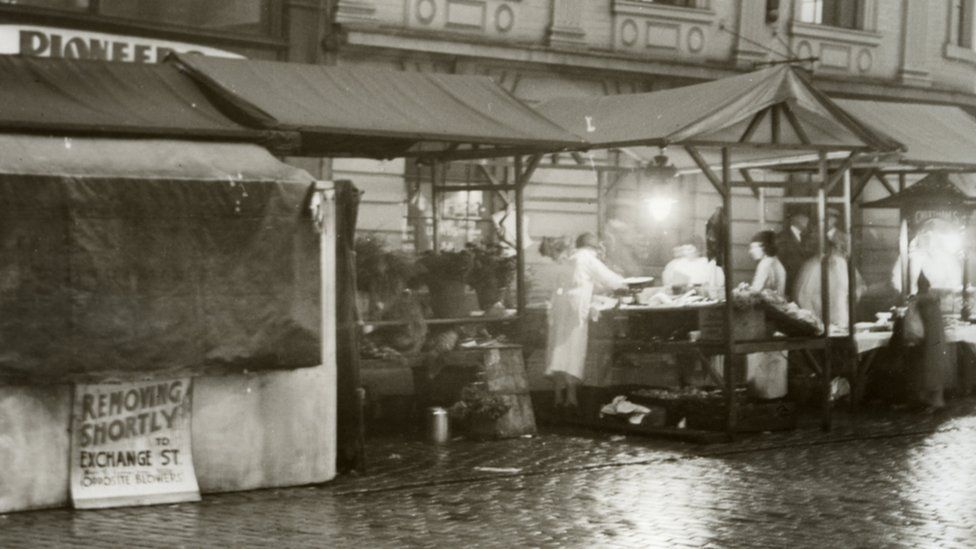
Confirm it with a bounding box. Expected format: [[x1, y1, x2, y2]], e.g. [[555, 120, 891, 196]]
[[426, 406, 449, 443]]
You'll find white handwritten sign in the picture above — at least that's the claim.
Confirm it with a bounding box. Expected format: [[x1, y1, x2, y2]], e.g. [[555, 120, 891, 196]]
[[0, 24, 243, 63], [70, 378, 200, 509]]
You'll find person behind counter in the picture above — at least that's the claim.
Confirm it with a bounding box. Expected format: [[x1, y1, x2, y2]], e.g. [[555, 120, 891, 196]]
[[775, 212, 811, 300], [661, 238, 725, 289], [545, 232, 627, 410], [794, 232, 865, 330], [748, 230, 787, 295]]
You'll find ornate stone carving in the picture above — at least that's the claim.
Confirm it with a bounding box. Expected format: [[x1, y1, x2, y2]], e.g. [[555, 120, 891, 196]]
[[335, 0, 378, 24]]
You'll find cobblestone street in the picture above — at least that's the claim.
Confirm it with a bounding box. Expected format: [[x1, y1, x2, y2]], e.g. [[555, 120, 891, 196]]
[[4, 400, 976, 548]]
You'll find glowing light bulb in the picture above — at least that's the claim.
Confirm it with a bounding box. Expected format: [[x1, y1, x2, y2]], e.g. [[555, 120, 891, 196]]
[[645, 197, 675, 221]]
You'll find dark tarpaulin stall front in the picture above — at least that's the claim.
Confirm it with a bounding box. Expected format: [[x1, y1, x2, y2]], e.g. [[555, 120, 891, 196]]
[[169, 53, 585, 158], [0, 135, 320, 383], [0, 55, 259, 140]]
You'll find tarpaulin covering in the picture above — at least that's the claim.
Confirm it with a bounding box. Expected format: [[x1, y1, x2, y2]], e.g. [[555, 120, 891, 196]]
[[0, 135, 320, 382], [170, 53, 584, 158], [0, 55, 258, 140], [861, 171, 976, 210], [835, 99, 976, 169], [536, 65, 900, 169]]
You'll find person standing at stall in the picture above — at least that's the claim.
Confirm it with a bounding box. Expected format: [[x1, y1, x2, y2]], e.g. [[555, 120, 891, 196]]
[[908, 273, 948, 412], [748, 230, 787, 295], [776, 212, 811, 299], [794, 233, 865, 330], [545, 232, 627, 409]]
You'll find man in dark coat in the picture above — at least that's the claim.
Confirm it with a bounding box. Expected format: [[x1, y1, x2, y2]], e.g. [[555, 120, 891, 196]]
[[775, 212, 811, 300]]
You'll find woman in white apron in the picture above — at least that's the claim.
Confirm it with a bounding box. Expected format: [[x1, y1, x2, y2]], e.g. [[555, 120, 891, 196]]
[[545, 233, 626, 409]]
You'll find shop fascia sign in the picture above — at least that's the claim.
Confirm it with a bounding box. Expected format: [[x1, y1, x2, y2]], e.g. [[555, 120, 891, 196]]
[[0, 24, 243, 63]]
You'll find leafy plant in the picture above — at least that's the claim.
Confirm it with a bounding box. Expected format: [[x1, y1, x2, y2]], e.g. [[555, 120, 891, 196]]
[[449, 382, 510, 423], [466, 242, 516, 309], [355, 235, 416, 297]]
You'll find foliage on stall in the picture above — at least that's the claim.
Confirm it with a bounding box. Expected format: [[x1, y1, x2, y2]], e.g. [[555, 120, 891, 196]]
[[355, 236, 419, 318], [466, 242, 517, 310]]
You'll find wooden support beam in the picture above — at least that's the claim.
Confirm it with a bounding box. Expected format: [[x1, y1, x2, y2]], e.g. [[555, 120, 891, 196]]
[[770, 105, 781, 144], [514, 156, 526, 315], [739, 108, 767, 144], [517, 153, 543, 188], [824, 154, 857, 195], [721, 147, 737, 437], [850, 170, 875, 202], [874, 172, 897, 196], [685, 146, 726, 198], [739, 169, 760, 199], [817, 151, 833, 432], [781, 102, 811, 145]]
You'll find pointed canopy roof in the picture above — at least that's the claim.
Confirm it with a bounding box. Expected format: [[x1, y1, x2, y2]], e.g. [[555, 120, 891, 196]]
[[861, 171, 976, 210], [535, 65, 901, 167]]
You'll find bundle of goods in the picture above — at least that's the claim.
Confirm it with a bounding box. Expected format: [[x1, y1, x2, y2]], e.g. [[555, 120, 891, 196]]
[[628, 386, 796, 432], [756, 289, 823, 336]]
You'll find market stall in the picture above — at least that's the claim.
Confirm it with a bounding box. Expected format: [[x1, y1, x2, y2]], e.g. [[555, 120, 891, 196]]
[[778, 99, 976, 407], [169, 54, 585, 443], [530, 64, 900, 436]]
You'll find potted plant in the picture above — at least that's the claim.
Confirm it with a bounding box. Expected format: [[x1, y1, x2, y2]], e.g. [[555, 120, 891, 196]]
[[448, 382, 511, 439], [415, 249, 474, 318], [466, 242, 517, 311]]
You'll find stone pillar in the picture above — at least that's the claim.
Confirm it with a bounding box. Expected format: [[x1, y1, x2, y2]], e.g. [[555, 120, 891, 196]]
[[898, 0, 931, 86], [548, 0, 586, 48], [734, 0, 770, 67]]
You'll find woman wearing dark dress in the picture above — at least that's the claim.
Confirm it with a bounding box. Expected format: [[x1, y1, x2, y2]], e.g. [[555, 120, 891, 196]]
[[910, 273, 948, 411]]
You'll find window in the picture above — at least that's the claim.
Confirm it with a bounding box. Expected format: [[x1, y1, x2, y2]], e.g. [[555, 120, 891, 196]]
[[799, 0, 863, 29], [956, 0, 974, 48], [650, 0, 698, 6], [99, 0, 273, 37], [0, 0, 88, 9], [0, 0, 275, 37]]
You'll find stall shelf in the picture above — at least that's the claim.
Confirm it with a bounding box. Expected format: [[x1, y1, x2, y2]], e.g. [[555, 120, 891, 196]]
[[533, 64, 900, 436]]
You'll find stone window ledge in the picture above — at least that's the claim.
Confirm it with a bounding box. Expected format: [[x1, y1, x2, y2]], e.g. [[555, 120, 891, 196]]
[[790, 21, 882, 47], [944, 43, 976, 65], [612, 1, 715, 25]]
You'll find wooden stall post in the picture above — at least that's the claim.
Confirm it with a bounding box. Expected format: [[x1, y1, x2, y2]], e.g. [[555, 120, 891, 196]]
[[312, 181, 338, 473], [513, 154, 541, 316], [844, 168, 855, 335], [514, 155, 525, 315], [721, 147, 738, 436], [817, 153, 833, 431], [430, 161, 440, 252]]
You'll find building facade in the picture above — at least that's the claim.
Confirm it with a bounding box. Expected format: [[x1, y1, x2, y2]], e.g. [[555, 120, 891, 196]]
[[2, 0, 975, 292]]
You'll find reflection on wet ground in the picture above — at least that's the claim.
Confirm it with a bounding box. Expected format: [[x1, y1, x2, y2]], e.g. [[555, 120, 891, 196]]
[[4, 401, 976, 548]]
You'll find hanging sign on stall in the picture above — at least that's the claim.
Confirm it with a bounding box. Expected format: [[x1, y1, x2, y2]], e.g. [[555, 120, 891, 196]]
[[69, 378, 200, 509]]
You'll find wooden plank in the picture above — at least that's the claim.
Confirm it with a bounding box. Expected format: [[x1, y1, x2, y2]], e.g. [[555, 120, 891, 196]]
[[685, 145, 727, 198], [739, 108, 768, 144]]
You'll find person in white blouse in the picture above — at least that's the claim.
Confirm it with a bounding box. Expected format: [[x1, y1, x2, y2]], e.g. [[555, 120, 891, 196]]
[[545, 233, 627, 409], [748, 230, 787, 295]]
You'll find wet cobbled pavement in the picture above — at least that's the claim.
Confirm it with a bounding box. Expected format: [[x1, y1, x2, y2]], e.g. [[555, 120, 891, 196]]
[[4, 400, 976, 548]]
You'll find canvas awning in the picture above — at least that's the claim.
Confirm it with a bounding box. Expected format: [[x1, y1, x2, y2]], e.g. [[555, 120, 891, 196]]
[[0, 55, 261, 141], [834, 99, 976, 171], [0, 135, 321, 382], [536, 65, 901, 171], [861, 171, 976, 210], [170, 53, 584, 159]]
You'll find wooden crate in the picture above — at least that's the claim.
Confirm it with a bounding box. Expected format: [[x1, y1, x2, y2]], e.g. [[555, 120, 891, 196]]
[[698, 307, 766, 341]]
